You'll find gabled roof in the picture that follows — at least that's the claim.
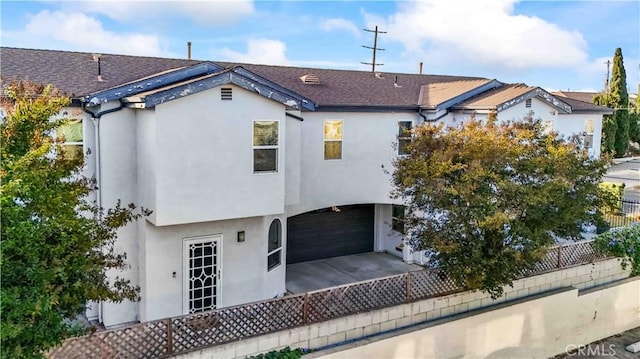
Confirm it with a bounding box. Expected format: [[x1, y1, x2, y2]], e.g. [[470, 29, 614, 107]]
[[0, 47, 486, 109], [115, 65, 315, 111], [454, 84, 573, 113], [0, 47, 614, 115]]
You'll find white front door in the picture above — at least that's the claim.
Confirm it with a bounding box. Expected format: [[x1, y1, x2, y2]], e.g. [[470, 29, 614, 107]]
[[183, 235, 222, 314]]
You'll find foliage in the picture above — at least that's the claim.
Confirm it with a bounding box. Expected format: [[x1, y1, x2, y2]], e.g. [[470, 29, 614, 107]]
[[0, 81, 148, 358], [598, 182, 625, 214], [594, 224, 640, 275], [392, 117, 612, 298], [594, 48, 630, 157], [248, 347, 306, 359], [629, 84, 640, 144]]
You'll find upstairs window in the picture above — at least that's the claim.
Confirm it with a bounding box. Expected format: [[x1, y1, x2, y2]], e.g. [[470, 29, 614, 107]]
[[59, 119, 83, 160], [267, 219, 282, 271], [398, 121, 412, 155], [584, 119, 595, 149], [324, 120, 343, 160], [541, 120, 554, 135], [392, 205, 406, 234], [253, 121, 278, 173]]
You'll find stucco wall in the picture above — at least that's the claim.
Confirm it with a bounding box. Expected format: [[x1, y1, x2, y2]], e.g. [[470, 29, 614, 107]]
[[97, 105, 141, 327], [286, 112, 420, 217], [153, 85, 286, 226], [314, 278, 640, 359], [139, 214, 286, 322], [173, 258, 632, 359]]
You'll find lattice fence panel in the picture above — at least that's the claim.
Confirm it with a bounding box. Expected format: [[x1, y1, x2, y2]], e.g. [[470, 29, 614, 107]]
[[48, 320, 169, 359], [560, 241, 606, 267], [409, 269, 459, 300], [521, 246, 561, 277], [170, 294, 304, 355], [306, 275, 406, 323]]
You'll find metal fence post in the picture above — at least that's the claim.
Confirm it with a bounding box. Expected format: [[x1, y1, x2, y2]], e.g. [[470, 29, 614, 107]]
[[166, 318, 173, 355]]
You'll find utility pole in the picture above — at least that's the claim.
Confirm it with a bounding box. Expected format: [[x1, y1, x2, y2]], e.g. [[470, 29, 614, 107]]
[[361, 26, 386, 72], [604, 59, 611, 91]]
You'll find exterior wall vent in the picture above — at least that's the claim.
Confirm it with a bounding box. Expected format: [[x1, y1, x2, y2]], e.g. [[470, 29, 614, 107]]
[[221, 87, 232, 100], [525, 98, 532, 108], [300, 74, 320, 85]]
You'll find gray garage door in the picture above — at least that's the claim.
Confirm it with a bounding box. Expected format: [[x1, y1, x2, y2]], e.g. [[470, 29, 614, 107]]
[[286, 204, 374, 264]]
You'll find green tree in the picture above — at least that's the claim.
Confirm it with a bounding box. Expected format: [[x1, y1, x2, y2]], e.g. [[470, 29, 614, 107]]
[[594, 92, 617, 154], [595, 48, 630, 157], [392, 117, 611, 298], [629, 84, 640, 144], [1, 81, 147, 358]]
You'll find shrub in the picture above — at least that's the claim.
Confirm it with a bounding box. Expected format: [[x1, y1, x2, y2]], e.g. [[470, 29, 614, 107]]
[[594, 224, 640, 275]]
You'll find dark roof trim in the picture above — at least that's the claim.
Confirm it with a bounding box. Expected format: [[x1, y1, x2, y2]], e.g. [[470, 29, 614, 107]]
[[84, 62, 222, 106], [232, 67, 315, 111], [497, 88, 572, 113], [285, 112, 304, 121], [142, 67, 316, 111], [315, 105, 421, 113], [433, 79, 503, 111]]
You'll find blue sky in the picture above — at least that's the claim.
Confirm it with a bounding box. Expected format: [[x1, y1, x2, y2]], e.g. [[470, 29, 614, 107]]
[[2, 1, 639, 93]]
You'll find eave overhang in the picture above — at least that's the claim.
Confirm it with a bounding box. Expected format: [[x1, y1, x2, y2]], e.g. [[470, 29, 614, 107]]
[[83, 62, 223, 106], [130, 67, 316, 111]]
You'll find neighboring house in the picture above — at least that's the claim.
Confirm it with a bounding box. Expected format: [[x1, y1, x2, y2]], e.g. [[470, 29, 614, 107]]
[[0, 47, 613, 328]]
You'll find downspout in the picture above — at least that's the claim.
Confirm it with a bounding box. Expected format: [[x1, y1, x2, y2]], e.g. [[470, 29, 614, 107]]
[[81, 99, 125, 324]]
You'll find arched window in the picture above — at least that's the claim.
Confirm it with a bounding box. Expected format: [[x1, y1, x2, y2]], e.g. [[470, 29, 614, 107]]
[[267, 219, 282, 270]]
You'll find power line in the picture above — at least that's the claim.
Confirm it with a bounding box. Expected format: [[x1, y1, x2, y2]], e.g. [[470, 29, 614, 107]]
[[361, 25, 386, 72]]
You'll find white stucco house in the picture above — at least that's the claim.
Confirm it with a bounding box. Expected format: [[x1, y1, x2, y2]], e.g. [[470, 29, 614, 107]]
[[0, 47, 613, 328]]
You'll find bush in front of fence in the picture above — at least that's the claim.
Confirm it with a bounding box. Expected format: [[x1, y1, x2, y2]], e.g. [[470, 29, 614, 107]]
[[594, 223, 640, 275]]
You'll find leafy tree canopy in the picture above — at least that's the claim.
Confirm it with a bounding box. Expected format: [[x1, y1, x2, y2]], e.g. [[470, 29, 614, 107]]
[[392, 116, 612, 298], [0, 81, 148, 358]]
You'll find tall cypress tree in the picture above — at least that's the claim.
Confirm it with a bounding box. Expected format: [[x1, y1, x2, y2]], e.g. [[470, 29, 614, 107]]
[[610, 48, 630, 157], [595, 48, 631, 157]]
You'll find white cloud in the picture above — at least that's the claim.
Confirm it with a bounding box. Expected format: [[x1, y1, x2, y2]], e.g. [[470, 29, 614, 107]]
[[365, 0, 588, 70], [217, 39, 290, 65], [319, 18, 361, 38], [71, 0, 255, 26], [15, 10, 163, 56]]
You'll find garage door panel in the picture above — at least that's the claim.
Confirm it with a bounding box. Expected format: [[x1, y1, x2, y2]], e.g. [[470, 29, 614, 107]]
[[287, 204, 374, 264]]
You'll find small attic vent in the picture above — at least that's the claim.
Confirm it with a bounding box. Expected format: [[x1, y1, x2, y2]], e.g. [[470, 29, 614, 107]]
[[221, 87, 232, 100], [300, 74, 320, 84], [525, 99, 532, 108]]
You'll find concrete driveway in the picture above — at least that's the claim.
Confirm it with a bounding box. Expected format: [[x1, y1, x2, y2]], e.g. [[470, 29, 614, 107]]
[[603, 157, 640, 201], [285, 252, 423, 293]]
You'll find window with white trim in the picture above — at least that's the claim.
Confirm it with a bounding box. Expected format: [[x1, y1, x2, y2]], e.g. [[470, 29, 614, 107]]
[[253, 121, 278, 172], [392, 205, 406, 234], [584, 119, 595, 149], [398, 121, 412, 155], [324, 120, 342, 160], [59, 119, 83, 160], [267, 219, 282, 271], [541, 119, 554, 135]]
